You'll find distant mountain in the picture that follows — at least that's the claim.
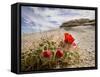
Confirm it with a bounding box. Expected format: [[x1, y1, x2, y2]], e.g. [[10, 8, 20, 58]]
[[60, 18, 95, 28]]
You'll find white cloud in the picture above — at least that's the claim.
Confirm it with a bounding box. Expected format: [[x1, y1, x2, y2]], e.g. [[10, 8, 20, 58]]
[[21, 6, 95, 33]]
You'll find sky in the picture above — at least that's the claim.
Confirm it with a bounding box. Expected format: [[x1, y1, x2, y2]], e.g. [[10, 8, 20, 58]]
[[21, 6, 95, 33]]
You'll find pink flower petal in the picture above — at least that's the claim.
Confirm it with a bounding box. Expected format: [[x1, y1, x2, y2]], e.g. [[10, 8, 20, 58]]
[[72, 42, 77, 48]]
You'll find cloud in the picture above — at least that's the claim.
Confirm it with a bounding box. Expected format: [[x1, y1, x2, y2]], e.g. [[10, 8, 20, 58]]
[[21, 6, 95, 33]]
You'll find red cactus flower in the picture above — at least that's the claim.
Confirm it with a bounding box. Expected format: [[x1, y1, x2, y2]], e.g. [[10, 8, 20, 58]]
[[64, 33, 75, 44], [42, 50, 52, 58], [56, 48, 64, 58]]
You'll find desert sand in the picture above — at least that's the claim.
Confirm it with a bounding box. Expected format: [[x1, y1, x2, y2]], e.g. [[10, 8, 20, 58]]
[[21, 25, 95, 68]]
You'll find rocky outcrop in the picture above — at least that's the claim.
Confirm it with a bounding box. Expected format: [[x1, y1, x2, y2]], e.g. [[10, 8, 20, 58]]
[[60, 18, 95, 28]]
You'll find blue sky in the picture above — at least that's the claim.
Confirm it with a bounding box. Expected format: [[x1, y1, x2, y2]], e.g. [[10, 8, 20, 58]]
[[21, 6, 95, 33]]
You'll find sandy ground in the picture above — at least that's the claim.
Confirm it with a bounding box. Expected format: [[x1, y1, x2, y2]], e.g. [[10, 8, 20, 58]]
[[21, 25, 95, 68]]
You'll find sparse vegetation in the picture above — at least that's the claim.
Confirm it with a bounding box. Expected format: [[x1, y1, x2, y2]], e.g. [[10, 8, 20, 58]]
[[21, 33, 81, 71], [21, 18, 95, 72]]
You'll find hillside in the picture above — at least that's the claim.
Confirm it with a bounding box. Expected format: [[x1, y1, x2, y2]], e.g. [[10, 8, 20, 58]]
[[60, 18, 95, 28]]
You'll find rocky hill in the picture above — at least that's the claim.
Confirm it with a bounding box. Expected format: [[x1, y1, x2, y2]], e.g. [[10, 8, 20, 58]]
[[60, 18, 95, 28]]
